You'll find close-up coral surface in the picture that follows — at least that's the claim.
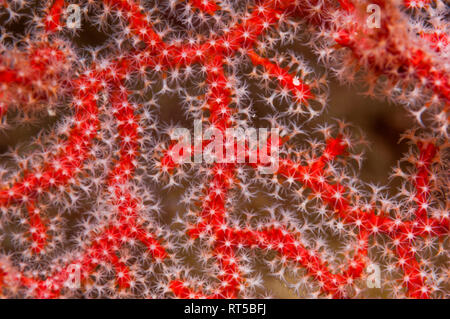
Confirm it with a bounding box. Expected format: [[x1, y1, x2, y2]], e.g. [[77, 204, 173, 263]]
[[0, 0, 448, 299]]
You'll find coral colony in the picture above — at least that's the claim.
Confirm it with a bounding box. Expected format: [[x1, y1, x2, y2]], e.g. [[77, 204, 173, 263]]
[[0, 0, 448, 299]]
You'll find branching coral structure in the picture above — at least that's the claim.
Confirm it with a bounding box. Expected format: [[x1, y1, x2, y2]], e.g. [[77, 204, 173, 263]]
[[0, 0, 448, 299]]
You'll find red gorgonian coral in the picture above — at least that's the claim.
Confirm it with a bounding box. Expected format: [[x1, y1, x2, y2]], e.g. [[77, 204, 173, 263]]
[[0, 0, 448, 299]]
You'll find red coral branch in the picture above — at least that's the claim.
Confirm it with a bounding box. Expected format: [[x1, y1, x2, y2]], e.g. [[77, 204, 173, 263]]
[[0, 0, 447, 299]]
